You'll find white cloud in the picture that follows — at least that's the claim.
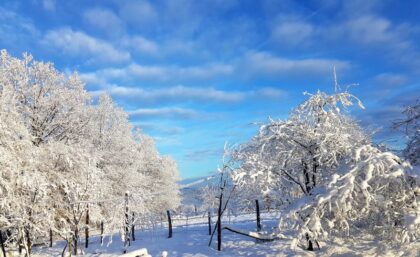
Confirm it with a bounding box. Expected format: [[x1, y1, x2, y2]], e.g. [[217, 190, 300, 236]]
[[185, 148, 223, 161], [122, 36, 159, 55], [325, 14, 420, 69], [373, 73, 408, 89], [90, 85, 245, 103], [42, 0, 55, 11], [83, 8, 124, 35], [81, 62, 233, 82], [79, 72, 106, 87], [252, 87, 288, 99], [89, 85, 287, 104], [119, 1, 157, 26], [127, 63, 166, 78], [272, 21, 314, 46], [133, 122, 185, 135], [128, 107, 200, 119], [178, 63, 234, 79], [127, 63, 234, 80], [0, 7, 39, 46], [330, 16, 407, 47], [43, 28, 130, 64], [243, 51, 350, 76]]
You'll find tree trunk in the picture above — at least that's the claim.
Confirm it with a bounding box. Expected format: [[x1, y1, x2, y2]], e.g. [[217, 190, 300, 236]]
[[217, 192, 223, 251], [0, 231, 7, 257], [85, 206, 89, 249], [124, 192, 130, 248], [167, 210, 172, 238], [61, 240, 68, 257], [222, 226, 278, 241], [73, 227, 78, 255], [208, 212, 212, 235], [25, 226, 31, 256], [49, 229, 53, 247], [131, 212, 135, 241], [312, 156, 318, 188], [255, 200, 261, 232], [306, 233, 314, 251], [303, 161, 312, 193], [100, 221, 104, 245]]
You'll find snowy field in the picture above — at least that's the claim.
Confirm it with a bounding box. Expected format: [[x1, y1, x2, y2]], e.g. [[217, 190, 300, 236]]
[[31, 213, 419, 257]]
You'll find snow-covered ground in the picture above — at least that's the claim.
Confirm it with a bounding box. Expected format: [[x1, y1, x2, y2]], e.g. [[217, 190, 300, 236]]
[[31, 213, 419, 257]]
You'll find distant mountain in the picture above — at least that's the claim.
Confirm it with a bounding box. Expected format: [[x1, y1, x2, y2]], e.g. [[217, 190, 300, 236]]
[[178, 174, 218, 213], [179, 174, 218, 190]]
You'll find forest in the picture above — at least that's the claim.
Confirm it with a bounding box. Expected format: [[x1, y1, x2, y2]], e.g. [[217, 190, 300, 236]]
[[0, 51, 419, 256]]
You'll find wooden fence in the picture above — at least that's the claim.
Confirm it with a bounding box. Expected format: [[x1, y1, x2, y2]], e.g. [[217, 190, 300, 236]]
[[0, 203, 279, 256]]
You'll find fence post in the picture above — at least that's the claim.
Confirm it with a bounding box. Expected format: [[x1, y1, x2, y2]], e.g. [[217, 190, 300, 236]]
[[131, 212, 135, 241], [100, 221, 104, 245], [85, 205, 89, 248], [256, 200, 261, 232], [217, 192, 223, 251], [166, 210, 172, 238], [208, 212, 211, 235], [49, 229, 53, 247], [0, 231, 6, 257], [124, 192, 130, 250]]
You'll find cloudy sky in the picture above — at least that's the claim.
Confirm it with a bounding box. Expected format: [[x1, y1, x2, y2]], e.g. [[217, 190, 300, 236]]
[[1, 0, 419, 178]]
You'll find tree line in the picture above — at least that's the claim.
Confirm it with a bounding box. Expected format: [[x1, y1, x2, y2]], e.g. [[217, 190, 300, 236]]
[[0, 50, 181, 256]]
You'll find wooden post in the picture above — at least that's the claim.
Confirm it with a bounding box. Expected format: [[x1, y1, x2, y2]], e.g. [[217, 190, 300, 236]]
[[100, 221, 104, 245], [208, 212, 211, 235], [85, 205, 89, 249], [0, 231, 7, 257], [256, 200, 261, 232], [49, 229, 53, 247], [124, 192, 130, 248], [217, 192, 223, 251], [166, 210, 172, 238], [131, 212, 135, 241]]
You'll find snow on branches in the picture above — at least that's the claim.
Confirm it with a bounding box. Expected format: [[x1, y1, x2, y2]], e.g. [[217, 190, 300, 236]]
[[0, 50, 180, 255], [394, 101, 419, 166], [231, 90, 419, 249]]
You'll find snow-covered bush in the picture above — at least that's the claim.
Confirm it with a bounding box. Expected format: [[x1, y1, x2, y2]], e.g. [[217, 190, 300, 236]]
[[231, 89, 419, 249]]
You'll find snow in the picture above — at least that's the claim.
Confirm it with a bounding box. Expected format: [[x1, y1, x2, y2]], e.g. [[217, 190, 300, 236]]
[[120, 248, 151, 257], [1, 52, 418, 257], [0, 50, 181, 252], [31, 213, 419, 257]]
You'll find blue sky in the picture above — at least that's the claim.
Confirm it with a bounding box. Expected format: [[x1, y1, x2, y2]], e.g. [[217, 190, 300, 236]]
[[1, 0, 419, 178]]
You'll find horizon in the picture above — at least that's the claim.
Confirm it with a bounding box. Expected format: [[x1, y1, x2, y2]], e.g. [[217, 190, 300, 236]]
[[1, 0, 419, 179]]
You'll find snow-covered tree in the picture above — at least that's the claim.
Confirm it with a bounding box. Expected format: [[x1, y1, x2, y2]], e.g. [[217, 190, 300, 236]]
[[0, 77, 51, 255], [199, 184, 220, 213], [394, 101, 419, 166], [134, 134, 181, 216], [231, 89, 419, 250], [0, 50, 181, 256]]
